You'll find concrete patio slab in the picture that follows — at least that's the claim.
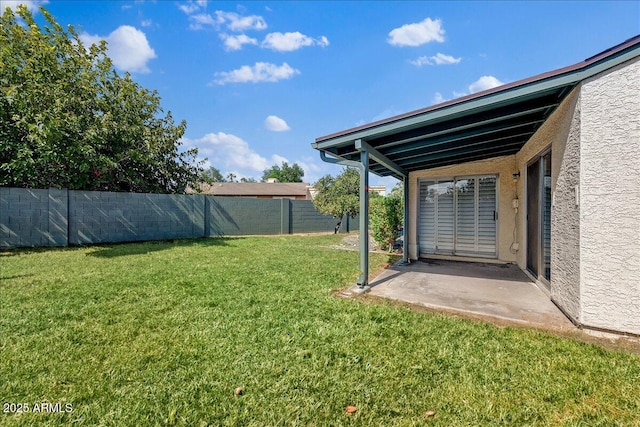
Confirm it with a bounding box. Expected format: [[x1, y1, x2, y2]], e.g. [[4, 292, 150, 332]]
[[349, 259, 576, 332]]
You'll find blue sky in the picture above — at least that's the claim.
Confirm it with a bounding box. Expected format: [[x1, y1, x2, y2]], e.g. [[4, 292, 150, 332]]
[[4, 1, 639, 188]]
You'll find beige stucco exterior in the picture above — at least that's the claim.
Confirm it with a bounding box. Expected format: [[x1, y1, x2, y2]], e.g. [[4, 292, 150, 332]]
[[579, 58, 640, 335], [407, 56, 640, 335]]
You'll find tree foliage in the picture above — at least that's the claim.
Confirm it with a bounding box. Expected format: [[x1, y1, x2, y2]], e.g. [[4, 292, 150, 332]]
[[262, 161, 304, 183], [370, 195, 403, 251], [0, 5, 203, 193], [203, 166, 226, 183], [312, 167, 359, 219], [388, 182, 404, 200]]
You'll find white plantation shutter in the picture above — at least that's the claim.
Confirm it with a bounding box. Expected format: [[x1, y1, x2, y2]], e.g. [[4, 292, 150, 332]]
[[477, 177, 497, 255], [455, 178, 477, 254], [436, 180, 454, 253], [419, 175, 497, 257], [418, 180, 436, 253]]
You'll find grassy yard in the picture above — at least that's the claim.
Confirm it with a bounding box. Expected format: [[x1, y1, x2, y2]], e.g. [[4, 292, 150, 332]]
[[1, 234, 639, 426]]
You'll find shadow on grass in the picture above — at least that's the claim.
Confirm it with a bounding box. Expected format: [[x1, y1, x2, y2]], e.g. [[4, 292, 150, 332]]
[[0, 274, 34, 281], [0, 245, 82, 258], [86, 237, 239, 258], [0, 237, 240, 258]]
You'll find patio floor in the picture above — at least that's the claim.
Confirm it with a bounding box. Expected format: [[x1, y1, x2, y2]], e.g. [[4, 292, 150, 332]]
[[350, 258, 576, 332]]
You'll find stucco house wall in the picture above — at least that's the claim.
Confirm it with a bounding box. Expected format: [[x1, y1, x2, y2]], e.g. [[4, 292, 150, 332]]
[[514, 87, 582, 321], [407, 57, 639, 335], [579, 57, 640, 335]]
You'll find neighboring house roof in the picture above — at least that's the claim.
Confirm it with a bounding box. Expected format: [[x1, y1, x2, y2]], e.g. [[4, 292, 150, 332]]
[[199, 182, 311, 197], [313, 35, 640, 180]]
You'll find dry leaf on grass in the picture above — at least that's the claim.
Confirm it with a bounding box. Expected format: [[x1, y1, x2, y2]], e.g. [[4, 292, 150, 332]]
[[346, 406, 357, 414]]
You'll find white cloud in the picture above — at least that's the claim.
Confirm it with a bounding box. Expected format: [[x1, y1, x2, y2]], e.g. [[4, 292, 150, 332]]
[[212, 62, 300, 85], [409, 52, 461, 67], [271, 154, 288, 165], [188, 13, 217, 30], [297, 158, 323, 178], [408, 56, 430, 67], [432, 92, 447, 105], [436, 75, 506, 103], [261, 31, 329, 52], [182, 132, 328, 183], [1, 0, 48, 12], [431, 52, 461, 65], [178, 4, 198, 15], [182, 8, 267, 32], [264, 115, 290, 132], [140, 19, 152, 28], [80, 26, 156, 73], [388, 17, 445, 47], [215, 10, 267, 32], [177, 4, 329, 55], [317, 36, 330, 47], [220, 33, 258, 51], [468, 75, 504, 93], [182, 132, 285, 177], [177, 1, 204, 15]]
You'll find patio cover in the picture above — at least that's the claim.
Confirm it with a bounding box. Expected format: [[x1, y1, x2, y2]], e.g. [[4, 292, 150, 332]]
[[313, 35, 639, 180], [311, 35, 640, 289]]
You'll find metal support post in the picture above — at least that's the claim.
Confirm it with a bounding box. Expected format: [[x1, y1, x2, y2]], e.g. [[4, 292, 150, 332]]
[[399, 175, 411, 265], [317, 150, 370, 293], [356, 149, 370, 290]]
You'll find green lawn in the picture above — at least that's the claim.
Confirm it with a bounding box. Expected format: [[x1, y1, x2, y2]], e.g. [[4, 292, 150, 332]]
[[1, 235, 639, 426]]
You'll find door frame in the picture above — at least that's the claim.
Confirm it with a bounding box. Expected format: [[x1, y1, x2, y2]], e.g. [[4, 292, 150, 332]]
[[525, 147, 552, 288]]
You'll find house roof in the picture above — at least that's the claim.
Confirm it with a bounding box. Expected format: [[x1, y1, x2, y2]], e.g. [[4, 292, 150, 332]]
[[312, 35, 640, 180], [199, 182, 311, 197]]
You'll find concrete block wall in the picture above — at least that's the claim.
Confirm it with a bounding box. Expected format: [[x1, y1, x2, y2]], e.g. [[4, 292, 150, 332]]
[[1, 189, 349, 248], [68, 191, 205, 244], [206, 197, 284, 236], [206, 197, 355, 236], [0, 188, 68, 247], [291, 200, 341, 233]]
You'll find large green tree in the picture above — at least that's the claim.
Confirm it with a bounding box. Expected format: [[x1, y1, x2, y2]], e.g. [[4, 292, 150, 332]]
[[312, 167, 360, 224], [261, 161, 304, 182], [0, 5, 203, 193]]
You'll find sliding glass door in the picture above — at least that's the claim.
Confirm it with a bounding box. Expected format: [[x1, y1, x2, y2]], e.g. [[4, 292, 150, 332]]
[[527, 151, 552, 285], [419, 176, 497, 257]]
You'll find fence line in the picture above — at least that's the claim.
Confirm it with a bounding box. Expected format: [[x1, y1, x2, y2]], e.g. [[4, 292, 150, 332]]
[[0, 188, 356, 248]]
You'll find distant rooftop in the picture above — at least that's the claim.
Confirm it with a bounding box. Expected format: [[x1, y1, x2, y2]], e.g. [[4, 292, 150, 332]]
[[198, 182, 311, 197]]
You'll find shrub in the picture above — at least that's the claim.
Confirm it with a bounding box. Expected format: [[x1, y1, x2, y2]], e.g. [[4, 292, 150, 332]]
[[370, 195, 402, 251]]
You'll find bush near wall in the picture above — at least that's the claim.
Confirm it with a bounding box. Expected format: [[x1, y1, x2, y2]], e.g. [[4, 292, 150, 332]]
[[370, 196, 403, 252]]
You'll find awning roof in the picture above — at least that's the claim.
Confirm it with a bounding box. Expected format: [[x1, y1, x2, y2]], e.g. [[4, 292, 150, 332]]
[[313, 35, 640, 180]]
